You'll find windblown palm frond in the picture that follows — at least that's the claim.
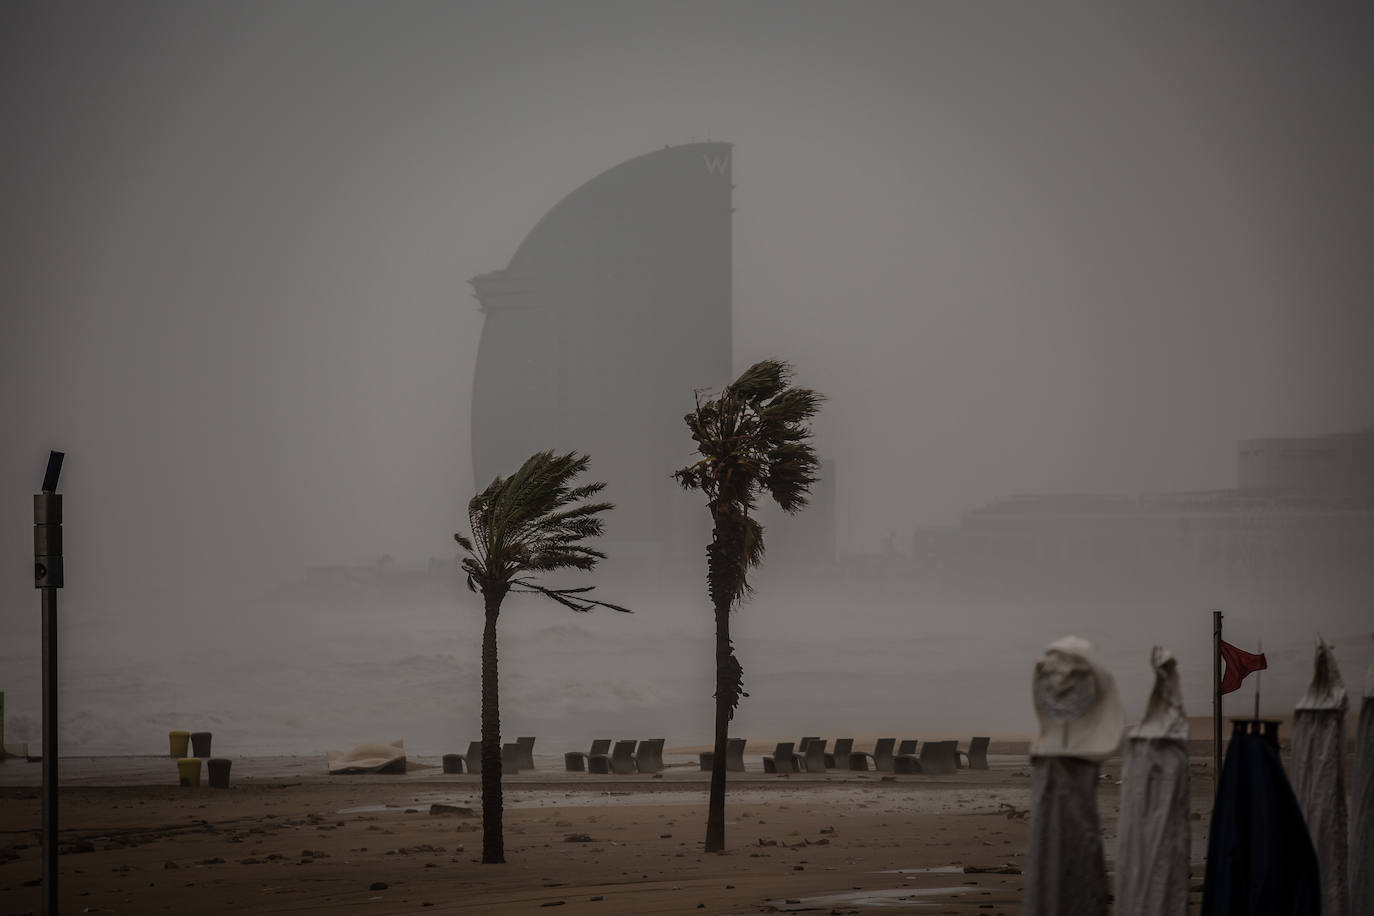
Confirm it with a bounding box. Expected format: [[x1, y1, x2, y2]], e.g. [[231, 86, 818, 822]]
[[674, 360, 825, 603], [455, 450, 629, 613]]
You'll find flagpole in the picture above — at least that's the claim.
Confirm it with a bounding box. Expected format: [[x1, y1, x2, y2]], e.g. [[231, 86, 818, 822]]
[[1212, 610, 1223, 788]]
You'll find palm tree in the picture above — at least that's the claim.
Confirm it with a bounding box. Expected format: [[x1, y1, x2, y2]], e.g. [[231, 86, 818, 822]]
[[674, 359, 824, 852], [455, 450, 630, 864]]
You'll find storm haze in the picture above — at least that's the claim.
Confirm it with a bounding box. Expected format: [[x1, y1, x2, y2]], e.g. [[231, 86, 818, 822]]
[[3, 2, 1372, 754]]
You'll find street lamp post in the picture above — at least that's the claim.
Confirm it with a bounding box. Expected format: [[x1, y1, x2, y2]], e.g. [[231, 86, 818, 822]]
[[34, 450, 64, 916]]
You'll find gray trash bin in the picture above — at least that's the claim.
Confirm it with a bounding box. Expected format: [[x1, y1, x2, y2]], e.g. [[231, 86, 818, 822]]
[[207, 757, 231, 788]]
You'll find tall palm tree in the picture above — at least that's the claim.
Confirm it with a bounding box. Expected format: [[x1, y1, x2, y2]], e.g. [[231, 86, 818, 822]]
[[455, 450, 630, 864], [674, 359, 824, 852]]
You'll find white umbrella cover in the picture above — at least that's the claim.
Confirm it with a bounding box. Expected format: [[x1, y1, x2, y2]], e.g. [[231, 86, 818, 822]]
[[1116, 646, 1190, 916], [1024, 636, 1124, 916], [1351, 659, 1372, 916], [1291, 641, 1349, 916]]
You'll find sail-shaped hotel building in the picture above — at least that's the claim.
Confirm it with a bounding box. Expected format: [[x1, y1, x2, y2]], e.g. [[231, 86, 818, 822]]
[[469, 143, 734, 567]]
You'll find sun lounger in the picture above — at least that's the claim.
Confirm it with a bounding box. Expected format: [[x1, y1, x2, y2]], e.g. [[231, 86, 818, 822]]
[[701, 737, 750, 772], [893, 739, 923, 774], [941, 739, 962, 772], [849, 737, 896, 772], [802, 738, 827, 773], [919, 739, 958, 775], [460, 740, 520, 774], [651, 738, 666, 772], [464, 741, 481, 773], [942, 739, 962, 771], [727, 737, 747, 772], [824, 738, 853, 769], [588, 740, 617, 774], [762, 741, 798, 773], [515, 736, 536, 770], [796, 736, 813, 774], [635, 738, 665, 773], [956, 736, 990, 770], [566, 739, 611, 772], [607, 739, 638, 774]]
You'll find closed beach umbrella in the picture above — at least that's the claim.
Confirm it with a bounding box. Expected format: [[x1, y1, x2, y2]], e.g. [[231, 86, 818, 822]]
[[1024, 635, 1125, 916], [1352, 658, 1373, 916], [1116, 646, 1190, 916], [1201, 719, 1320, 915], [1291, 640, 1349, 916]]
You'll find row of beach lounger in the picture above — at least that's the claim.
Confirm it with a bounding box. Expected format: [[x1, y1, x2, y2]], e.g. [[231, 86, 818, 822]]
[[442, 736, 540, 775], [747, 737, 990, 774], [441, 736, 989, 776], [565, 735, 988, 774], [564, 738, 665, 774], [442, 737, 667, 775]]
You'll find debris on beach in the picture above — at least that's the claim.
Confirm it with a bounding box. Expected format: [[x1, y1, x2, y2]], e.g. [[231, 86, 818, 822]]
[[428, 804, 474, 816], [326, 741, 406, 775]]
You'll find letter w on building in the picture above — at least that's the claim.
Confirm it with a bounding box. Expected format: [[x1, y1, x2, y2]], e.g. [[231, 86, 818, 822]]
[[703, 153, 730, 175]]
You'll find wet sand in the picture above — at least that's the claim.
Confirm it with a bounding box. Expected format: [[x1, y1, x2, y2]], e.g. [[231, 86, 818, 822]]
[[0, 749, 1214, 914]]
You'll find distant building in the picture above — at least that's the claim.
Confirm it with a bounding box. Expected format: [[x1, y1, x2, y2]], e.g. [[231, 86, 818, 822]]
[[914, 428, 1374, 603], [1237, 428, 1374, 496], [469, 143, 735, 566]]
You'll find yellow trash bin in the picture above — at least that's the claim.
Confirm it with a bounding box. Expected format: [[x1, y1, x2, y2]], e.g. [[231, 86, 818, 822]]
[[176, 757, 202, 787], [169, 730, 190, 758]]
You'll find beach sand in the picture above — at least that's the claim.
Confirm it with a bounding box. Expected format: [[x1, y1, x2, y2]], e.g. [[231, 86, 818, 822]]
[[0, 747, 1215, 915]]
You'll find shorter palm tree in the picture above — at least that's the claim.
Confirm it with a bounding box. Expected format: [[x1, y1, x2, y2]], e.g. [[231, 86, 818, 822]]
[[455, 450, 630, 864]]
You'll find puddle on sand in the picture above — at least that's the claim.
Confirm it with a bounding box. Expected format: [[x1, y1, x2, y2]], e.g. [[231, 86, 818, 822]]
[[770, 886, 971, 908], [878, 866, 965, 874]]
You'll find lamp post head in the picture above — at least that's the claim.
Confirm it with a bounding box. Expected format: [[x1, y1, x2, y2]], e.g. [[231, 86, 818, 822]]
[[42, 451, 64, 494], [35, 451, 65, 588]]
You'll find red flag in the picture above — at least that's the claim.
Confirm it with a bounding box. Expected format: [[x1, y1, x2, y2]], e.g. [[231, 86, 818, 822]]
[[1219, 640, 1267, 694]]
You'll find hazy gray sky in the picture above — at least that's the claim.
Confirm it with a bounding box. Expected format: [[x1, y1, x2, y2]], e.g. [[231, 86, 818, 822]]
[[4, 1, 1372, 613]]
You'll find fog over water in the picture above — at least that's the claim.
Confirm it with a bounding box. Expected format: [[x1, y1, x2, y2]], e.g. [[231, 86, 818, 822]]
[[3, 3, 1372, 755]]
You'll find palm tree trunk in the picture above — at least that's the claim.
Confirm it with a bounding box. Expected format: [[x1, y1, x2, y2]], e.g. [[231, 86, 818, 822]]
[[703, 507, 742, 854], [704, 595, 731, 852], [480, 586, 506, 864]]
